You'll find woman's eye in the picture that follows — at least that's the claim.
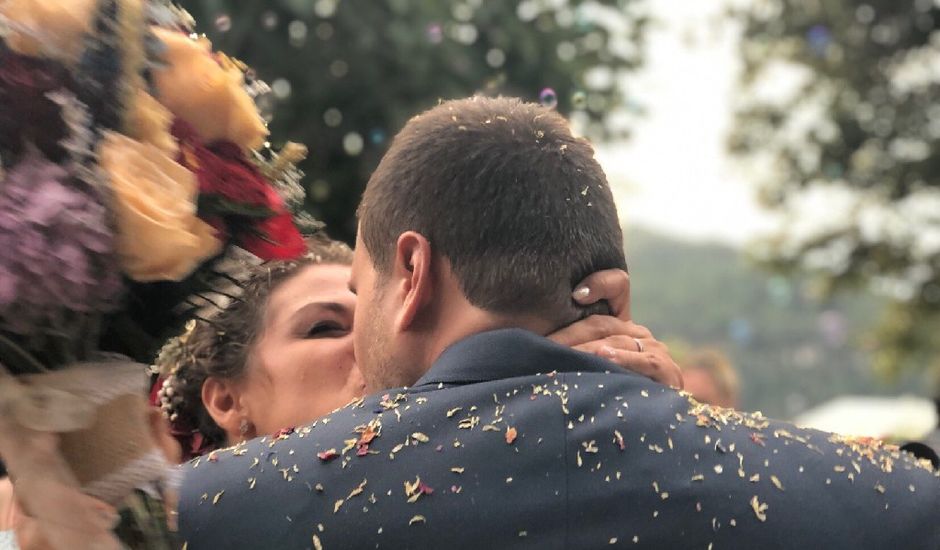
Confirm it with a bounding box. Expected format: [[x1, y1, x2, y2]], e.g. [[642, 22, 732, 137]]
[[305, 322, 347, 338]]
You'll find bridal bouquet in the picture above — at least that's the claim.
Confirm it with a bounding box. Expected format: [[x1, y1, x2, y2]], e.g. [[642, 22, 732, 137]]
[[0, 0, 313, 546]]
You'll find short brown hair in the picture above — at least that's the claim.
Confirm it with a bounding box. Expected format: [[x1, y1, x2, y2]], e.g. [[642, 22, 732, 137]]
[[358, 96, 626, 324]]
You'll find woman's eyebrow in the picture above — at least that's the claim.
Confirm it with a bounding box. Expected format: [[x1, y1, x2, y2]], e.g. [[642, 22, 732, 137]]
[[288, 301, 350, 322]]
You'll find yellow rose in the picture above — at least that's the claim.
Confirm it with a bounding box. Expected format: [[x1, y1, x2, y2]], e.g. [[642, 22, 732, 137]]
[[0, 0, 96, 60], [150, 27, 268, 151], [98, 132, 222, 282], [125, 89, 178, 157]]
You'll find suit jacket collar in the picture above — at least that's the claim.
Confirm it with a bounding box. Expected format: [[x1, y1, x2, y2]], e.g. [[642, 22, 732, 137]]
[[413, 328, 627, 387]]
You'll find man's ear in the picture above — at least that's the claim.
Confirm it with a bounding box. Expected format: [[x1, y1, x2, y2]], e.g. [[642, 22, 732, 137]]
[[202, 377, 252, 442], [391, 231, 433, 333]]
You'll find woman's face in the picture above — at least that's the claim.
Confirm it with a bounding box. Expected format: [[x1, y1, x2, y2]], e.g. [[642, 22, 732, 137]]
[[238, 263, 364, 436]]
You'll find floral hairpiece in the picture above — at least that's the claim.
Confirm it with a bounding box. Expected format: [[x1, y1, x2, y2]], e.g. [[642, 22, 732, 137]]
[[151, 319, 196, 423]]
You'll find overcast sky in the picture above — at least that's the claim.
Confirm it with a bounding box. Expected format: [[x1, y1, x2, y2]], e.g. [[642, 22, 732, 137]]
[[598, 0, 778, 248]]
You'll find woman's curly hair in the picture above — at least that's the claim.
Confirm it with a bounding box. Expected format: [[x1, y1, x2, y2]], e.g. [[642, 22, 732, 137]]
[[152, 236, 352, 459]]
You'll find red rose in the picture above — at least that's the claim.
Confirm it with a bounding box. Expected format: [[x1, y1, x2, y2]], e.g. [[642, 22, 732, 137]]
[[235, 185, 306, 260], [171, 119, 271, 209], [170, 118, 305, 261]]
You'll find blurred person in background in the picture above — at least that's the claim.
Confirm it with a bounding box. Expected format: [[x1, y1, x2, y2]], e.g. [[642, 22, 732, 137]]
[[681, 348, 740, 409]]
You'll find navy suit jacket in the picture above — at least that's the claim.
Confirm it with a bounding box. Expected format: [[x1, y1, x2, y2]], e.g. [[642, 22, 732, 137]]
[[180, 329, 940, 549]]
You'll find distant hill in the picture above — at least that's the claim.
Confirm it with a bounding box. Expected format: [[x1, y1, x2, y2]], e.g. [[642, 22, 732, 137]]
[[624, 227, 919, 419]]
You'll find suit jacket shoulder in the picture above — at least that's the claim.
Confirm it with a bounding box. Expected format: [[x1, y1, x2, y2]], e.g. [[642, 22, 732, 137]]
[[180, 332, 940, 549]]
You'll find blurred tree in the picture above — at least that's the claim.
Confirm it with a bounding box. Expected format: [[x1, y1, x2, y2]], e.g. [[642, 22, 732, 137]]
[[626, 228, 902, 419], [729, 0, 940, 380], [177, 0, 647, 241]]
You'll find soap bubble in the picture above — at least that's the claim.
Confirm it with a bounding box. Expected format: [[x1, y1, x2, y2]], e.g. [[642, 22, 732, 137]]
[[214, 14, 231, 32], [571, 91, 587, 109], [343, 132, 364, 156], [539, 87, 558, 109], [323, 108, 342, 127], [271, 78, 291, 99], [369, 128, 386, 144], [261, 11, 278, 30], [426, 23, 443, 44]]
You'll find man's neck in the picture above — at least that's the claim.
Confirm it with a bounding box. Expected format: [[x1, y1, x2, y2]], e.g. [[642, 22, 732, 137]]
[[420, 306, 559, 379], [406, 260, 564, 386]]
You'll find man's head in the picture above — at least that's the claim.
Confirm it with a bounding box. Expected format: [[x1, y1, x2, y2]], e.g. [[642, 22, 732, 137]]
[[681, 349, 740, 409], [351, 96, 626, 390]]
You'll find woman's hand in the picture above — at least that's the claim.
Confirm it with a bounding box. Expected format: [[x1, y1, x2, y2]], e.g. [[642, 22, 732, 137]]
[[548, 269, 683, 389]]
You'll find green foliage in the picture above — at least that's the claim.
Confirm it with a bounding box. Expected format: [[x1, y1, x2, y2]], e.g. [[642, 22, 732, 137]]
[[626, 228, 925, 419], [178, 0, 647, 241], [729, 0, 940, 380]]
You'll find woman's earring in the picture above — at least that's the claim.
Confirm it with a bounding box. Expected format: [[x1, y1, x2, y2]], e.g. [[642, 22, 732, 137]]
[[239, 418, 251, 438]]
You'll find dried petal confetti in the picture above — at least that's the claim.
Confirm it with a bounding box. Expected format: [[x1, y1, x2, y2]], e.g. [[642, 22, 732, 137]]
[[318, 449, 339, 462], [404, 476, 433, 503], [614, 430, 625, 451], [346, 479, 368, 500], [271, 426, 295, 442], [409, 515, 426, 525], [750, 495, 768, 522], [505, 426, 518, 444]]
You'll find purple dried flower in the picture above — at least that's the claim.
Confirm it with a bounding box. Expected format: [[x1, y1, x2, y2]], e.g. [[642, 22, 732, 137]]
[[0, 154, 123, 334]]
